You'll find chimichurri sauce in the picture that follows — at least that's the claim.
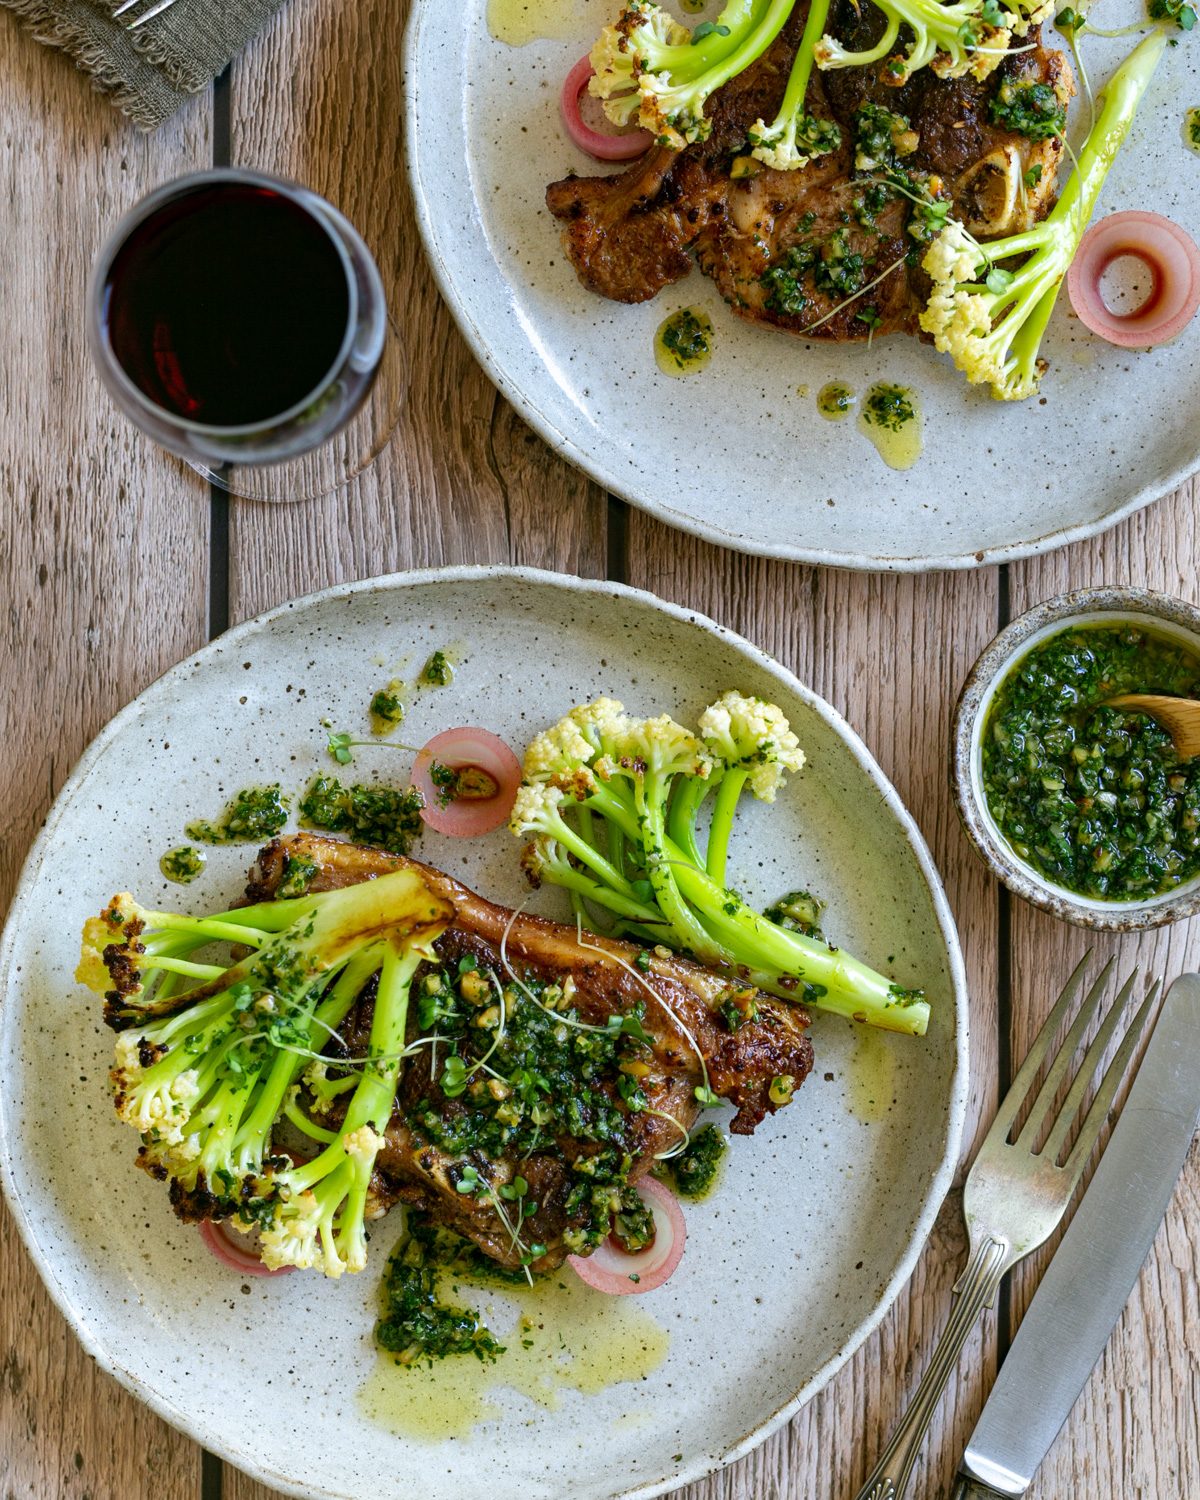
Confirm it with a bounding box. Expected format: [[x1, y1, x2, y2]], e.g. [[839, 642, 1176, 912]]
[[983, 623, 1200, 900]]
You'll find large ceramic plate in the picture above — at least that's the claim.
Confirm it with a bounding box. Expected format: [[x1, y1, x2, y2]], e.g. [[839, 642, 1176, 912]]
[[0, 567, 966, 1500], [405, 4, 1200, 571]]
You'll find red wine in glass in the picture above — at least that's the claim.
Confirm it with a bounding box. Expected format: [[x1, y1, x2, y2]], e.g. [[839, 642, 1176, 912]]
[[90, 170, 387, 471]]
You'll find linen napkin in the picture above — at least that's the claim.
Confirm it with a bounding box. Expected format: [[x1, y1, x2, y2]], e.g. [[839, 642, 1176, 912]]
[[1, 0, 285, 129]]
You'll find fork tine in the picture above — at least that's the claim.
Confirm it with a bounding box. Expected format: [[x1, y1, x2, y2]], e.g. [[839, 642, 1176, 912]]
[[1057, 978, 1161, 1186], [111, 0, 139, 15], [1015, 958, 1131, 1151], [984, 951, 1098, 1146], [1041, 968, 1149, 1163]]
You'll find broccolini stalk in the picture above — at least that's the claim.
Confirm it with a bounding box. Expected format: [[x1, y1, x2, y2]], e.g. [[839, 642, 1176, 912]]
[[79, 868, 453, 1258], [260, 941, 429, 1277], [919, 29, 1166, 399], [511, 694, 931, 1036], [590, 0, 799, 149], [748, 0, 842, 169]]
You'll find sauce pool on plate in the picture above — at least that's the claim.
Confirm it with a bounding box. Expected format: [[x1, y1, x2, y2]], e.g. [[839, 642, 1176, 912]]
[[654, 308, 714, 377]]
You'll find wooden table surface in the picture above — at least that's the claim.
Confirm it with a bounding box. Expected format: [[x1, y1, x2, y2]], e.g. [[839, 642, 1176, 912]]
[[1, 3, 1197, 1496]]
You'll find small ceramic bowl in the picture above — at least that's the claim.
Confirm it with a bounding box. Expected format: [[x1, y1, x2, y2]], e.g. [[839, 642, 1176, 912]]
[[952, 586, 1200, 932]]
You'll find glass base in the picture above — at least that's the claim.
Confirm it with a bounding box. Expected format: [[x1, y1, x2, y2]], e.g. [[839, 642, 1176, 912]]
[[185, 315, 407, 503]]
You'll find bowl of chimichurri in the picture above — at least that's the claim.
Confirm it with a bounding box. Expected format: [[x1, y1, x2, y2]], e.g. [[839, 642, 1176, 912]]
[[952, 587, 1200, 930]]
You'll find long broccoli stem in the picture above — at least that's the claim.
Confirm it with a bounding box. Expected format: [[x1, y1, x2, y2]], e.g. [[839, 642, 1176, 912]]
[[664, 846, 930, 1034], [705, 768, 748, 885], [766, 0, 832, 131], [637, 773, 727, 965], [649, 0, 768, 78], [666, 772, 717, 868], [232, 947, 383, 1168], [666, 0, 799, 103], [288, 944, 422, 1197], [540, 859, 662, 923]]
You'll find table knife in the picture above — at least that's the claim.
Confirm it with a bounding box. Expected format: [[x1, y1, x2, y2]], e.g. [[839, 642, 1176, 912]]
[[951, 971, 1200, 1500]]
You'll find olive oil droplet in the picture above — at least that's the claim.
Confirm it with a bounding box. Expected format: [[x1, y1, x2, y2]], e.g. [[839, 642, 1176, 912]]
[[160, 845, 206, 884], [486, 0, 591, 46], [816, 381, 856, 421], [857, 382, 922, 470], [654, 307, 714, 378]]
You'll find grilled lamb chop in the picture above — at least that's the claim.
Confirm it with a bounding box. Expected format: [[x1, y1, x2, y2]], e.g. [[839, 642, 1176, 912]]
[[547, 0, 1071, 340], [247, 834, 813, 1271]]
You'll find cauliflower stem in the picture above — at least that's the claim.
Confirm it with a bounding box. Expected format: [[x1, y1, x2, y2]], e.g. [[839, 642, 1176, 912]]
[[512, 694, 930, 1036], [919, 29, 1167, 400]]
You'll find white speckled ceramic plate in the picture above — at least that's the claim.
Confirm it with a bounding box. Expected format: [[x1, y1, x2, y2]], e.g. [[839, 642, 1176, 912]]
[[0, 567, 966, 1500], [405, 4, 1200, 570]]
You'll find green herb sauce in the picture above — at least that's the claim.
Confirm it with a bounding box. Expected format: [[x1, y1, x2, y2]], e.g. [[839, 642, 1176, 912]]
[[376, 1220, 511, 1368], [355, 954, 678, 1365], [299, 774, 425, 855], [185, 785, 290, 845], [370, 680, 406, 734], [982, 622, 1200, 900], [277, 852, 319, 899], [1186, 107, 1200, 153], [764, 888, 826, 940], [654, 308, 714, 377], [664, 1123, 727, 1199], [403, 957, 655, 1260], [420, 651, 454, 687], [816, 381, 856, 421], [159, 845, 205, 884]]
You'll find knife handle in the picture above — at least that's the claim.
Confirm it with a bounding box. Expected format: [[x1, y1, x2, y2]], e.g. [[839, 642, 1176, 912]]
[[949, 1477, 1011, 1500], [852, 1237, 1009, 1500]]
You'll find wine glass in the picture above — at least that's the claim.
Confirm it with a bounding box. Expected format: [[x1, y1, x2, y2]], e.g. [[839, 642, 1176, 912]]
[[88, 167, 406, 503]]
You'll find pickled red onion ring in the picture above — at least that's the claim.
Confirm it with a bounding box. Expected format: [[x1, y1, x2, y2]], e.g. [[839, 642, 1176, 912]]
[[567, 1176, 686, 1295], [411, 727, 521, 837], [1067, 210, 1200, 349], [198, 1219, 293, 1277], [560, 55, 652, 162]]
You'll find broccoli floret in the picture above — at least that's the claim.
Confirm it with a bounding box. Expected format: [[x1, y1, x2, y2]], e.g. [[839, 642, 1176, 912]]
[[79, 868, 453, 1276], [919, 30, 1165, 400], [511, 692, 930, 1036], [589, 0, 799, 149], [816, 0, 1052, 85], [747, 0, 842, 169], [989, 77, 1068, 139]]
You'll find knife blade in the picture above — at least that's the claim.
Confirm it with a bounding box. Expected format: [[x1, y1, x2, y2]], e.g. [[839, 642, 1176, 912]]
[[951, 971, 1200, 1500]]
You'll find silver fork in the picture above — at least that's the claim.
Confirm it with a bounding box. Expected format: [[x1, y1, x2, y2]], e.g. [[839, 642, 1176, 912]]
[[852, 955, 1160, 1500], [112, 0, 180, 31]]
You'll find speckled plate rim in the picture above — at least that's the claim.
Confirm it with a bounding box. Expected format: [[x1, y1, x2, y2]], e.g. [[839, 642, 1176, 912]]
[[951, 585, 1200, 932], [401, 9, 1200, 575], [0, 564, 968, 1500]]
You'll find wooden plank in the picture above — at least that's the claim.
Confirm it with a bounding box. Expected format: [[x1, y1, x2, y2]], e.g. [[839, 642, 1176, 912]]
[[222, 0, 607, 627], [1006, 478, 1200, 1500], [0, 18, 211, 1499], [621, 525, 1002, 1498]]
